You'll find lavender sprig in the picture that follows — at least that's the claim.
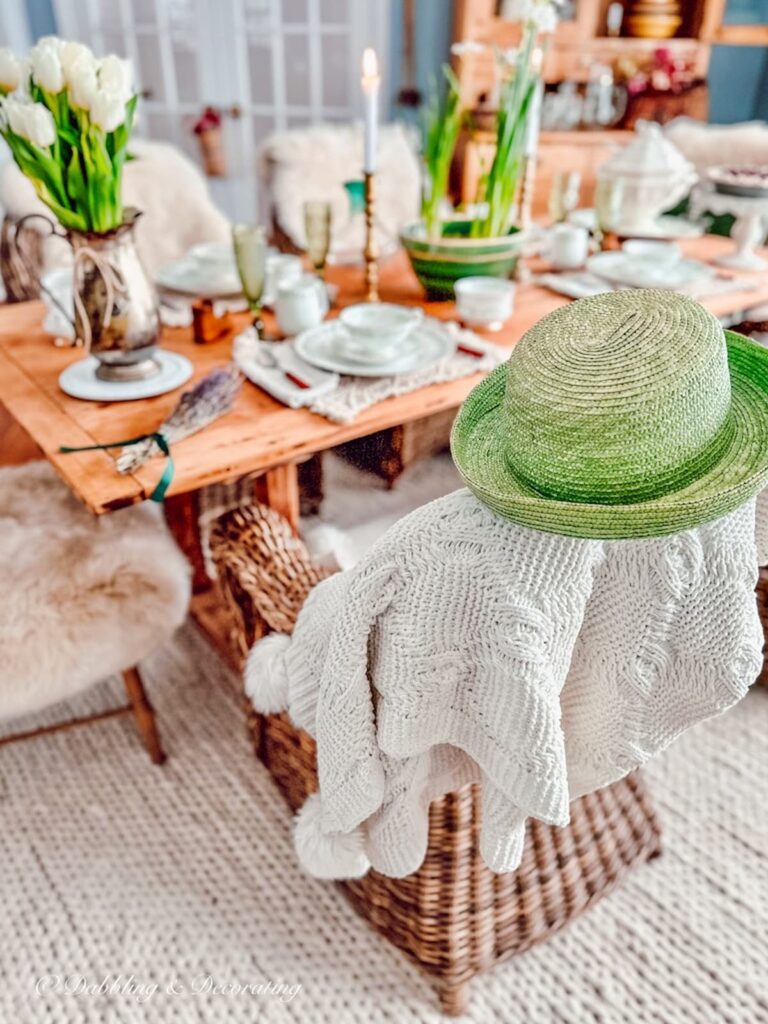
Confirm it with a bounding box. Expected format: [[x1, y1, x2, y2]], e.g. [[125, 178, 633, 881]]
[[117, 364, 243, 474]]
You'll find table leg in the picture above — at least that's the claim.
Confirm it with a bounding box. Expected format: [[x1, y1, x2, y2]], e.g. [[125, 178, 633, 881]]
[[254, 463, 300, 534], [164, 491, 210, 593]]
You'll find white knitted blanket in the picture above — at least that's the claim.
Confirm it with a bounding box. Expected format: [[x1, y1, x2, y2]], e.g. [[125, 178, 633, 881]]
[[247, 489, 767, 879]]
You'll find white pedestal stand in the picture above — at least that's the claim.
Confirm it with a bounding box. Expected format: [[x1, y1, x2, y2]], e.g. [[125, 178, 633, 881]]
[[690, 184, 768, 271]]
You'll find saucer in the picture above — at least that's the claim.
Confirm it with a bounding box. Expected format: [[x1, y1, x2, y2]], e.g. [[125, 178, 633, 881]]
[[614, 216, 703, 241], [59, 351, 193, 401], [294, 317, 455, 377], [587, 252, 713, 291]]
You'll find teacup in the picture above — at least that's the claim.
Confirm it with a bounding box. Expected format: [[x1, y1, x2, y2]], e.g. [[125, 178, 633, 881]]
[[454, 277, 515, 332], [338, 303, 423, 362], [188, 241, 240, 291], [622, 240, 681, 265], [275, 275, 329, 337], [549, 224, 590, 270]]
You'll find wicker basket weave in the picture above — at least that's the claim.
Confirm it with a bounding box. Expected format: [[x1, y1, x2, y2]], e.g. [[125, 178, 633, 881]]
[[210, 503, 663, 1015], [756, 565, 768, 685]]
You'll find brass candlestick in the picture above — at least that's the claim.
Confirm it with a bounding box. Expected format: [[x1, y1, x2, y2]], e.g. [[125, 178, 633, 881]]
[[363, 170, 379, 302]]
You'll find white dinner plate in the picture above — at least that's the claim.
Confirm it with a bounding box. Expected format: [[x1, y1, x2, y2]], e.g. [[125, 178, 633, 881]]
[[155, 257, 242, 299], [587, 252, 713, 291], [294, 317, 455, 377], [59, 350, 193, 401]]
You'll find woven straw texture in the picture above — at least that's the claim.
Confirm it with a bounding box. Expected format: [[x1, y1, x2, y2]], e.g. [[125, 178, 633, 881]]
[[0, 622, 766, 1023], [452, 291, 768, 539]]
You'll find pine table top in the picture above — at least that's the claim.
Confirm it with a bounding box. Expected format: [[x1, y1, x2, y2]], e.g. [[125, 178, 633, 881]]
[[0, 236, 766, 514]]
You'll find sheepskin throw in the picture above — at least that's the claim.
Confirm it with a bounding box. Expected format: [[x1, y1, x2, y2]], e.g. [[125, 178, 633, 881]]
[[247, 488, 765, 879], [0, 462, 191, 720], [257, 122, 420, 256]]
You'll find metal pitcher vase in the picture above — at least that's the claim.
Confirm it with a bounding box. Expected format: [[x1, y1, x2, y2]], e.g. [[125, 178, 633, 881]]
[[70, 208, 161, 381], [16, 206, 161, 382]]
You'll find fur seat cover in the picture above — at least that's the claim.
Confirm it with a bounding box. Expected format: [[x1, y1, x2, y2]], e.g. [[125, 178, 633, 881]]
[[257, 122, 420, 256], [0, 462, 191, 720]]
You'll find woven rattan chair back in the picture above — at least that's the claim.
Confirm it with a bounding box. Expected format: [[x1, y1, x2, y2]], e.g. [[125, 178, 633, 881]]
[[209, 502, 663, 1015]]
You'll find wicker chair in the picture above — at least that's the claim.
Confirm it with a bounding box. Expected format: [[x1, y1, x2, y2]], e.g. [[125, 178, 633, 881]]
[[210, 501, 663, 1016]]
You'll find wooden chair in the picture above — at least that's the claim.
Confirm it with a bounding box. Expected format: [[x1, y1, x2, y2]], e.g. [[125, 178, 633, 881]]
[[209, 501, 663, 1015], [0, 463, 191, 762]]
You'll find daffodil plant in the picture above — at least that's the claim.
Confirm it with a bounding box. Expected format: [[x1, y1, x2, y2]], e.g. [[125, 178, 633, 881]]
[[0, 37, 137, 233], [442, 0, 559, 239]]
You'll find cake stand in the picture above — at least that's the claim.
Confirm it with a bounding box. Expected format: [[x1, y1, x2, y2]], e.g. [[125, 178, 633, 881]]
[[690, 183, 768, 271]]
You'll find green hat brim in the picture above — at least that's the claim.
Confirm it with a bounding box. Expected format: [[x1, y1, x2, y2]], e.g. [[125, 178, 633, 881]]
[[451, 330, 768, 540]]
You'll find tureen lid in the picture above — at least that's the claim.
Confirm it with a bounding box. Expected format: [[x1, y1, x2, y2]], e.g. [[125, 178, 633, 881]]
[[599, 120, 695, 179]]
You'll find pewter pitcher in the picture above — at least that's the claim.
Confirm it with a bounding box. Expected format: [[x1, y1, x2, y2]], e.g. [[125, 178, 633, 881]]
[[70, 208, 161, 381], [15, 206, 161, 382]]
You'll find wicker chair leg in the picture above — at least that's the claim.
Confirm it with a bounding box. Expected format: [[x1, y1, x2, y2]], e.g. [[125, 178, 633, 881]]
[[440, 981, 470, 1017], [122, 667, 166, 765]]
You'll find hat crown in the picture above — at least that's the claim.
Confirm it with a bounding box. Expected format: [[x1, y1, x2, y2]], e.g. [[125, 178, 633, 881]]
[[503, 291, 732, 505]]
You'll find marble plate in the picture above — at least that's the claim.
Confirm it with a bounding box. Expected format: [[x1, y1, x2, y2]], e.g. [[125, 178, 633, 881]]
[[59, 351, 193, 402], [294, 317, 455, 377]]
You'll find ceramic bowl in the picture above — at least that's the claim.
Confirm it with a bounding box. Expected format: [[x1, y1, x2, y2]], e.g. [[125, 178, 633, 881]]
[[400, 221, 524, 300], [454, 277, 515, 331], [339, 302, 423, 361]]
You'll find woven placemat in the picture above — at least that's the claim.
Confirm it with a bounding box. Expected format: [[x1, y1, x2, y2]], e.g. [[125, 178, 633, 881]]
[[309, 323, 507, 424]]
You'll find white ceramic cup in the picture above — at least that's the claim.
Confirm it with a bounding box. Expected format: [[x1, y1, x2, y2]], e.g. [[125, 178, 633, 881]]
[[549, 223, 590, 270], [454, 276, 515, 332], [266, 254, 303, 301], [339, 302, 423, 362], [275, 275, 329, 337], [621, 239, 681, 265]]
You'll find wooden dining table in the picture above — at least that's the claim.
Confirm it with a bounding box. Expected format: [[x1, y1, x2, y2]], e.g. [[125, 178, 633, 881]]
[[1, 233, 767, 640]]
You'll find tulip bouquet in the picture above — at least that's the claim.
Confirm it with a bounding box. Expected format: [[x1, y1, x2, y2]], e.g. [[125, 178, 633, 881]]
[[0, 37, 137, 234]]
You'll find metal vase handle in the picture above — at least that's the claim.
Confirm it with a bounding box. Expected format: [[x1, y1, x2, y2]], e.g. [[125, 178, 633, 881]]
[[13, 213, 77, 335]]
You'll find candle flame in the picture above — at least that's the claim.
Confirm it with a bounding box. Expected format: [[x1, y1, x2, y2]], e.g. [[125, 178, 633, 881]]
[[361, 48, 379, 80]]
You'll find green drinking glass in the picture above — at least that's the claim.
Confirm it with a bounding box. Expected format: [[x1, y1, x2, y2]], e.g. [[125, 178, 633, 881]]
[[233, 223, 267, 333], [303, 200, 332, 280]]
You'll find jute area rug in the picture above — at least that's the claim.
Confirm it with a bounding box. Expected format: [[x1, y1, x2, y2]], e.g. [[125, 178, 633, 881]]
[[1, 625, 766, 1023]]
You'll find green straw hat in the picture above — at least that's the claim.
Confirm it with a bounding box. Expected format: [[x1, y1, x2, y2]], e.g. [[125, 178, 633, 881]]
[[451, 289, 768, 539]]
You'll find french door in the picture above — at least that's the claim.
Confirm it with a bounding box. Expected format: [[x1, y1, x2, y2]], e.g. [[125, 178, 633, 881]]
[[51, 0, 391, 220]]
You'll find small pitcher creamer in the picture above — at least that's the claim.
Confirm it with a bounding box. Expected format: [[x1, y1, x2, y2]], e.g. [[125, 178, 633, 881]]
[[275, 275, 329, 337]]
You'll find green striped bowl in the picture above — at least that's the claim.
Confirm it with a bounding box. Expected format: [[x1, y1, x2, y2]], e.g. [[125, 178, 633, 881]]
[[400, 220, 523, 301]]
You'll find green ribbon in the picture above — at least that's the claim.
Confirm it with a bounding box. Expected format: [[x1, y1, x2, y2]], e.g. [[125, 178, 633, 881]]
[[59, 431, 174, 503]]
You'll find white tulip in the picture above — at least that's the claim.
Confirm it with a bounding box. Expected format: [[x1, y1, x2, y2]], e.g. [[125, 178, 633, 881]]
[[61, 41, 96, 82], [26, 101, 57, 146], [99, 55, 133, 103], [4, 97, 55, 146], [89, 88, 126, 132], [0, 48, 20, 93], [36, 35, 64, 53], [5, 97, 29, 136], [30, 41, 64, 93], [67, 54, 98, 110]]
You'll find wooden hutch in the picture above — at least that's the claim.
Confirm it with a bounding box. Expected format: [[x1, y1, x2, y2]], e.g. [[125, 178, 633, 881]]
[[452, 0, 738, 216]]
